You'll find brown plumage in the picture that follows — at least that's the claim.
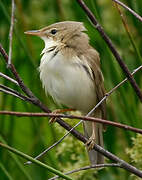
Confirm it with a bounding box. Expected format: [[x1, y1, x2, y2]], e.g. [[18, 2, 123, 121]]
[[25, 21, 106, 165]]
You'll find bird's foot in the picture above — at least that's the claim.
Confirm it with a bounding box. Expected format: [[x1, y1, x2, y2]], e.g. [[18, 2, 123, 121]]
[[85, 135, 96, 151], [49, 108, 75, 124]]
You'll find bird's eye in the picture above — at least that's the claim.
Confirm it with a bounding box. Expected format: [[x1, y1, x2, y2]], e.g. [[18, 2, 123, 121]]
[[50, 29, 57, 35]]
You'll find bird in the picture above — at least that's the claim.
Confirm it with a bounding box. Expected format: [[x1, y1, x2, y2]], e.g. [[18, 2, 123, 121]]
[[25, 21, 106, 165]]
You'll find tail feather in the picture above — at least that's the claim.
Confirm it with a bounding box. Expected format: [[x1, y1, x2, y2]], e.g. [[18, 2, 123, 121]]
[[83, 111, 104, 165]]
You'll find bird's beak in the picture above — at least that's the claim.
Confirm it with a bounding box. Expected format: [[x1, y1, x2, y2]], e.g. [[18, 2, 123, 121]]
[[24, 30, 43, 36]]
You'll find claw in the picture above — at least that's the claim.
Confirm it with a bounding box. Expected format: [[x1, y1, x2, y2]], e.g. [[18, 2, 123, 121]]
[[49, 116, 57, 124], [49, 108, 75, 124], [49, 109, 60, 124], [85, 135, 96, 150]]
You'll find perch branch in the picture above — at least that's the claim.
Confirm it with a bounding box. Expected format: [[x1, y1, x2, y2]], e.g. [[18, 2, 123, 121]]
[[1, 111, 142, 134]]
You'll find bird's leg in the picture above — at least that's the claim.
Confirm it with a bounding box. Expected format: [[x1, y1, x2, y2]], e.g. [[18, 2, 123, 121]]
[[49, 108, 75, 123], [85, 122, 96, 150]]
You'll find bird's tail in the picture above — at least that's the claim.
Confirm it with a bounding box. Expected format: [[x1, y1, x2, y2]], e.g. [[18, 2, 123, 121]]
[[83, 110, 104, 165]]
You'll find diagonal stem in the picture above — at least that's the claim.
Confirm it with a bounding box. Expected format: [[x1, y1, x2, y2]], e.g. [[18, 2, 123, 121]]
[[0, 143, 72, 180], [113, 0, 142, 22], [0, 72, 19, 85], [8, 0, 15, 66], [76, 0, 142, 101], [0, 84, 32, 102]]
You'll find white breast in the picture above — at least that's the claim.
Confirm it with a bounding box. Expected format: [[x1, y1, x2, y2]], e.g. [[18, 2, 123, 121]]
[[39, 40, 96, 113]]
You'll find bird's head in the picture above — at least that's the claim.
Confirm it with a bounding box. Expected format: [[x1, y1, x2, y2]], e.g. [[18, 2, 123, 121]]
[[25, 21, 88, 50]]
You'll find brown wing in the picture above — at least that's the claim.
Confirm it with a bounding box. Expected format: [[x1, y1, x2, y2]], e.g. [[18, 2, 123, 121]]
[[84, 47, 106, 119]]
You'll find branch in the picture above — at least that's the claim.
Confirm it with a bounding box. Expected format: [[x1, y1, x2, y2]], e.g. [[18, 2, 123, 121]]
[[49, 163, 121, 180], [0, 88, 25, 101], [25, 120, 83, 165], [113, 0, 142, 23], [8, 0, 15, 66], [0, 72, 19, 85], [0, 143, 72, 180], [0, 84, 33, 103], [76, 0, 142, 101], [25, 139, 68, 165], [1, 111, 142, 134], [0, 44, 38, 99], [84, 65, 142, 118]]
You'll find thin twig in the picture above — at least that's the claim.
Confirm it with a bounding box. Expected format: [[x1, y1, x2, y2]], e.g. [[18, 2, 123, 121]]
[[0, 72, 19, 85], [105, 65, 142, 96], [94, 143, 142, 177], [25, 120, 83, 165], [0, 84, 33, 103], [24, 140, 64, 164], [113, 0, 142, 23], [49, 163, 121, 180], [8, 0, 15, 67], [1, 111, 142, 134], [0, 44, 39, 99], [76, 0, 142, 101], [0, 88, 25, 101], [0, 84, 23, 98]]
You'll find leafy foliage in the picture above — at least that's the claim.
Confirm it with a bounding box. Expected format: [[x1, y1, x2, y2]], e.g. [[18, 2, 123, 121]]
[[126, 134, 142, 180]]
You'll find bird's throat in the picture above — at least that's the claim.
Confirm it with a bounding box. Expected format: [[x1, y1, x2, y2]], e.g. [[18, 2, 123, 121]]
[[41, 37, 60, 55]]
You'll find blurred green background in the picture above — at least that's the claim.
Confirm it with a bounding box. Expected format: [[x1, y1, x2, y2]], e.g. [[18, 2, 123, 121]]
[[0, 0, 142, 179]]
